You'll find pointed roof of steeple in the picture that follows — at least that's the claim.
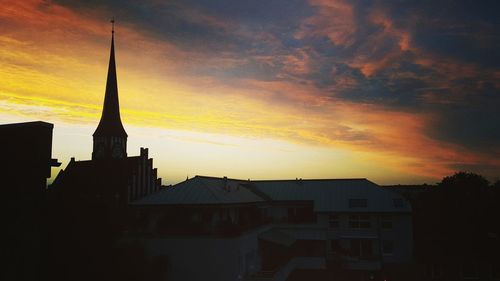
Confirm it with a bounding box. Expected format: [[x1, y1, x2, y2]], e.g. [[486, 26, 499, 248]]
[[93, 20, 127, 138]]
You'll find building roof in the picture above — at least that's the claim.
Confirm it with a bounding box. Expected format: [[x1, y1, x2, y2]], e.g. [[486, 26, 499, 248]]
[[132, 176, 411, 212], [51, 157, 140, 195], [0, 121, 58, 179], [0, 121, 53, 129], [132, 176, 267, 205], [253, 179, 411, 213]]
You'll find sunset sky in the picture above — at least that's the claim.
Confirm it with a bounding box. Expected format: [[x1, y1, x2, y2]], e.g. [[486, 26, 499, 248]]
[[1, 0, 499, 185]]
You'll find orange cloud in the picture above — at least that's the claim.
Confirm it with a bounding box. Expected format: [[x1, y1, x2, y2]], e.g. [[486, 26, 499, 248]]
[[347, 9, 415, 77], [295, 0, 356, 46]]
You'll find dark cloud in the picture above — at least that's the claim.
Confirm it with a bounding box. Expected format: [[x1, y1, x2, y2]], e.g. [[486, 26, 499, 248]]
[[53, 0, 313, 55], [52, 0, 500, 156], [426, 85, 500, 153], [448, 163, 500, 180]]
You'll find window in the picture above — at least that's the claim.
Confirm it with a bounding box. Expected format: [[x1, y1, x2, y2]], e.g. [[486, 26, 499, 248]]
[[382, 240, 393, 255], [349, 214, 371, 228], [329, 214, 339, 228], [350, 239, 372, 257], [349, 199, 368, 208], [381, 216, 392, 229], [393, 198, 404, 208]]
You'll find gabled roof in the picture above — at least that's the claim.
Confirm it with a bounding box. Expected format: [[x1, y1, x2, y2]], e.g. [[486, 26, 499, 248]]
[[132, 176, 267, 205], [253, 178, 411, 213], [132, 176, 411, 212]]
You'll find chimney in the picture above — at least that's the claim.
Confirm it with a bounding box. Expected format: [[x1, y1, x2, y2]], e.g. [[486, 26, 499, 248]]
[[223, 176, 228, 191]]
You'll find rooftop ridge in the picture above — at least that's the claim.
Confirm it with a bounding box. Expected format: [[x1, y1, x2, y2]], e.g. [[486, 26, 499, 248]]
[[252, 178, 370, 182], [194, 175, 249, 182], [0, 121, 53, 128], [194, 175, 370, 182]]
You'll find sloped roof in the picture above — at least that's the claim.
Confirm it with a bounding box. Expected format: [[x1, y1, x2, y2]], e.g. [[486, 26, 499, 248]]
[[253, 179, 411, 213], [132, 176, 267, 205], [132, 176, 410, 213]]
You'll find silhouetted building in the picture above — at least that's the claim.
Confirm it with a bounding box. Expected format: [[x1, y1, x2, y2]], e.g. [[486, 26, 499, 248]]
[[52, 25, 161, 201], [1, 121, 60, 195], [0, 121, 59, 281], [52, 147, 161, 206], [131, 176, 413, 281], [44, 25, 164, 281]]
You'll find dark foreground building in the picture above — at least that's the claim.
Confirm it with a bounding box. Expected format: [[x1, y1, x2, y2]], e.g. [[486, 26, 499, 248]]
[[0, 121, 60, 281]]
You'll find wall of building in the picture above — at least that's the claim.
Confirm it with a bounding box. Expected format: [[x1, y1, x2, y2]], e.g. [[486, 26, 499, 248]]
[[317, 213, 413, 264], [380, 214, 413, 264], [142, 226, 268, 281], [267, 206, 288, 221]]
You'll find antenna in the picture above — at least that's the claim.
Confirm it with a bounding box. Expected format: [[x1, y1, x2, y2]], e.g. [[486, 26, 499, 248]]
[[110, 17, 115, 34]]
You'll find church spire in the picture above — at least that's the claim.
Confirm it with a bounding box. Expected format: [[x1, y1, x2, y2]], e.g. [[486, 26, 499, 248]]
[[93, 18, 127, 138], [92, 19, 127, 160]]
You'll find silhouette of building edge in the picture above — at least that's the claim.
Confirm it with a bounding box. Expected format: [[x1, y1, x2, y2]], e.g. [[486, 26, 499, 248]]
[[1, 121, 60, 281]]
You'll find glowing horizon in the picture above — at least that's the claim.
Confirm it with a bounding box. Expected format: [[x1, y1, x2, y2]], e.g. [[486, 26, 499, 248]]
[[1, 0, 499, 185]]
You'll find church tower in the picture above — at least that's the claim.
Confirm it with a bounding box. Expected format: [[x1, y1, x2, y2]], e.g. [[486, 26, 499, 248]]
[[92, 20, 128, 160]]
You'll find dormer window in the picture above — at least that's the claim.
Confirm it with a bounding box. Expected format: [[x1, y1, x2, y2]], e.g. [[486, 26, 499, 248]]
[[349, 199, 367, 208], [393, 198, 404, 208]]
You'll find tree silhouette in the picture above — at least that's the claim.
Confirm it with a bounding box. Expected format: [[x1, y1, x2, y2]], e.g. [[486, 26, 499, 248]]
[[413, 171, 500, 273], [438, 171, 489, 194]]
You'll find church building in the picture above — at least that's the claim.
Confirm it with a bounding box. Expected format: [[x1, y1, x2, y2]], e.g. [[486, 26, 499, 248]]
[[51, 22, 162, 205]]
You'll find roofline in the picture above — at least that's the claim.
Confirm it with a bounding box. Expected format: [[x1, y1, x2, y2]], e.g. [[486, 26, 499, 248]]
[[130, 201, 266, 207], [253, 178, 371, 182], [193, 175, 249, 182], [65, 155, 142, 163], [0, 121, 54, 128], [193, 175, 374, 183], [315, 210, 412, 214]]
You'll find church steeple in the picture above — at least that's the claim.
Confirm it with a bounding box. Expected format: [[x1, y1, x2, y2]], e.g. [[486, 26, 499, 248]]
[[92, 19, 128, 160]]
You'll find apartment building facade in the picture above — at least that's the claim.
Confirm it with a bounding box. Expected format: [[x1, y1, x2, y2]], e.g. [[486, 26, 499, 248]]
[[131, 176, 413, 281]]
